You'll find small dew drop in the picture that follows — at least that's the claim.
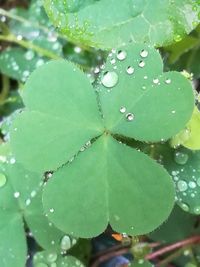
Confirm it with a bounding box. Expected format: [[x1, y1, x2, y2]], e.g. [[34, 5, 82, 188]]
[[165, 78, 171, 84], [10, 158, 16, 164], [117, 50, 127, 61], [49, 208, 54, 213], [188, 181, 196, 189], [138, 60, 145, 68], [126, 113, 134, 121], [14, 192, 20, 198], [194, 206, 200, 215], [25, 50, 35, 61], [126, 66, 134, 75], [140, 49, 148, 58], [94, 67, 100, 74], [110, 58, 116, 65], [120, 107, 126, 113], [26, 199, 31, 206], [153, 78, 159, 84], [46, 252, 57, 263], [101, 71, 118, 88]]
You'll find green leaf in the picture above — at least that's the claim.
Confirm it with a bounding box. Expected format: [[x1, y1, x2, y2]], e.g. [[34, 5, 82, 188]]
[[0, 161, 40, 267], [152, 144, 200, 215], [24, 190, 76, 252], [149, 205, 199, 243], [0, 47, 46, 82], [171, 107, 200, 150], [43, 135, 175, 238], [44, 0, 200, 49], [33, 251, 85, 267], [0, 159, 70, 266], [10, 60, 103, 173], [97, 44, 194, 141]]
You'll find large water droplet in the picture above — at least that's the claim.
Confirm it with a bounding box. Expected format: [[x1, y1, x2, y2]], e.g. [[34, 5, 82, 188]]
[[60, 235, 71, 251], [117, 50, 127, 61], [126, 113, 134, 121], [0, 173, 6, 188], [126, 66, 134, 74], [140, 49, 148, 58], [174, 151, 189, 165], [177, 180, 188, 192], [47, 252, 57, 263], [101, 71, 118, 88]]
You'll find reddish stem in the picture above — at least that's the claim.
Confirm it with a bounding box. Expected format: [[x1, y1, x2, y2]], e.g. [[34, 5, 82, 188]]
[[146, 236, 200, 260]]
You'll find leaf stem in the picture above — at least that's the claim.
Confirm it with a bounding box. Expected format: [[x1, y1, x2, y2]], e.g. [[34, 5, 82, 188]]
[[0, 34, 61, 59], [146, 236, 200, 260]]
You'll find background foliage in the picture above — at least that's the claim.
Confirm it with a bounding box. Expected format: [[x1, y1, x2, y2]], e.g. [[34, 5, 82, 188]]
[[0, 0, 200, 267]]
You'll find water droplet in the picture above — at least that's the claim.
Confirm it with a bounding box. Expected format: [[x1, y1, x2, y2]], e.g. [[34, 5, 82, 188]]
[[180, 202, 189, 212], [26, 199, 31, 206], [189, 181, 196, 189], [126, 113, 134, 121], [110, 58, 116, 64], [144, 75, 148, 79], [165, 78, 171, 84], [10, 158, 16, 164], [117, 50, 127, 61], [126, 66, 134, 74], [101, 71, 118, 88], [49, 208, 54, 213], [140, 49, 148, 58], [47, 252, 57, 263], [114, 214, 120, 221], [120, 107, 126, 113], [194, 206, 200, 215], [14, 192, 20, 198], [174, 151, 189, 165], [25, 50, 35, 60], [0, 173, 6, 188], [60, 235, 71, 251], [177, 180, 188, 192], [174, 34, 182, 42], [153, 78, 159, 84], [171, 110, 176, 114], [74, 46, 82, 53], [36, 59, 45, 67], [31, 190, 36, 198], [94, 67, 100, 74], [138, 60, 145, 68]]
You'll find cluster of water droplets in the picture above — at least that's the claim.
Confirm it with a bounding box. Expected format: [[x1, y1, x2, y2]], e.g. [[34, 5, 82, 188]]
[[171, 150, 200, 215]]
